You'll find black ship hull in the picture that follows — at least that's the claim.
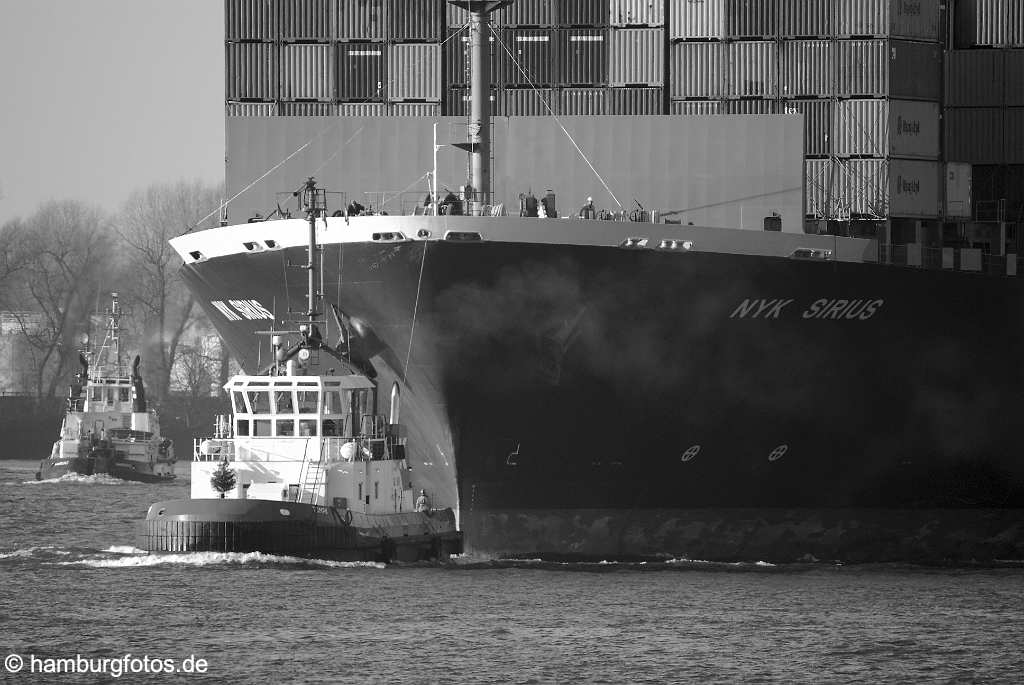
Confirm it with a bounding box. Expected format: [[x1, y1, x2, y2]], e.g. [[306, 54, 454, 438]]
[[173, 219, 1024, 562]]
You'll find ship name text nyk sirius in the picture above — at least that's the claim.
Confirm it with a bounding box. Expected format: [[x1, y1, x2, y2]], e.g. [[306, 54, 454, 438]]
[[167, 0, 1024, 563]]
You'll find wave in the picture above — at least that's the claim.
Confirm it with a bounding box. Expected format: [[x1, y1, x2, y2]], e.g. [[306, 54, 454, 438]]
[[58, 550, 386, 569], [0, 545, 72, 560], [23, 473, 143, 486]]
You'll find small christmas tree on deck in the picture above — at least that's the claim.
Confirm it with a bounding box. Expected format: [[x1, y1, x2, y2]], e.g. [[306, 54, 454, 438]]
[[210, 460, 236, 498]]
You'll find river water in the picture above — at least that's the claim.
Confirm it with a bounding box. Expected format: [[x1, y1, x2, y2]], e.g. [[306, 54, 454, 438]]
[[1, 459, 1022, 683]]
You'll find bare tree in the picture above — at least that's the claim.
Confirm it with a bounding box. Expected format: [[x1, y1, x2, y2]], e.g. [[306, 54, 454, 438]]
[[0, 218, 30, 308], [7, 201, 111, 400], [170, 338, 217, 432], [115, 179, 224, 401]]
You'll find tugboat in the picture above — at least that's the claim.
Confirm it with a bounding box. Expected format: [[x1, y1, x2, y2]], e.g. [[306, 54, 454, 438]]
[[137, 179, 462, 562], [36, 293, 176, 483]]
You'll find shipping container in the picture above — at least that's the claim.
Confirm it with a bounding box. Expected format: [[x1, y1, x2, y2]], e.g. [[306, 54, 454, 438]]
[[785, 98, 834, 157], [1006, 50, 1024, 106], [669, 0, 724, 40], [560, 0, 610, 27], [501, 87, 556, 115], [833, 99, 939, 159], [956, 0, 1024, 47], [279, 0, 332, 41], [945, 108, 1005, 164], [558, 28, 608, 85], [607, 86, 661, 113], [836, 0, 940, 41], [496, 0, 554, 27], [446, 4, 470, 29], [444, 30, 497, 88], [805, 158, 845, 218], [337, 0, 385, 41], [226, 101, 278, 117], [726, 0, 775, 38], [722, 99, 784, 114], [836, 39, 940, 100], [561, 88, 607, 114], [608, 28, 662, 86], [280, 43, 335, 100], [780, 40, 834, 97], [444, 87, 497, 116], [337, 43, 386, 100], [388, 43, 441, 101], [387, 0, 442, 42], [498, 28, 555, 85], [609, 0, 663, 26], [776, 0, 830, 38], [670, 99, 721, 115], [226, 42, 278, 100], [340, 102, 387, 117], [226, 0, 277, 41], [1005, 108, 1024, 164], [887, 159, 940, 217], [945, 162, 972, 218], [848, 159, 889, 216], [279, 101, 338, 116], [669, 41, 722, 99], [944, 49, 1005, 107], [389, 102, 442, 116], [725, 40, 777, 98]]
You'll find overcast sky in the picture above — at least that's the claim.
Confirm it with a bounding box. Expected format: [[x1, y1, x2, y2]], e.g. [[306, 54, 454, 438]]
[[0, 0, 224, 224]]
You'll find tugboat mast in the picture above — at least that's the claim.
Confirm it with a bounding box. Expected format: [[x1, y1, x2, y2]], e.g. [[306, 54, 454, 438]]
[[299, 176, 325, 325], [448, 1, 511, 208]]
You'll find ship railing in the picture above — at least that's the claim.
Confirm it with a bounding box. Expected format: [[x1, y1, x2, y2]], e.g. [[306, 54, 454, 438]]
[[194, 437, 236, 462]]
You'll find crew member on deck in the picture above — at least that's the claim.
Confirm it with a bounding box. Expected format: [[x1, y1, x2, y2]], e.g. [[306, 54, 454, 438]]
[[579, 196, 596, 220], [415, 489, 430, 513]]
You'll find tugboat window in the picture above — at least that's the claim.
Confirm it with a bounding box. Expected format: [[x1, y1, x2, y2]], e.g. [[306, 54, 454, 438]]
[[296, 391, 318, 414], [119, 387, 130, 402], [322, 419, 339, 436], [299, 419, 318, 437], [232, 391, 247, 415], [273, 390, 294, 413], [91, 387, 103, 401], [254, 419, 272, 436], [236, 419, 250, 436], [276, 419, 295, 436], [247, 390, 270, 414]]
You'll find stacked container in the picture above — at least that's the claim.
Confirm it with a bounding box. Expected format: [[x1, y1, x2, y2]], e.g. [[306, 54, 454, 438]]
[[226, 0, 279, 109], [945, 37, 1024, 221], [444, 0, 661, 116], [668, 0, 943, 222]]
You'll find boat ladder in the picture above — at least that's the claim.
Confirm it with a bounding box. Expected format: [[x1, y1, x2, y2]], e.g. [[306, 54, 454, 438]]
[[296, 438, 326, 505]]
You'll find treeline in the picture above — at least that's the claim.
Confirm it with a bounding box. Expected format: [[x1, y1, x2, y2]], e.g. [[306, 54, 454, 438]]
[[0, 179, 226, 407]]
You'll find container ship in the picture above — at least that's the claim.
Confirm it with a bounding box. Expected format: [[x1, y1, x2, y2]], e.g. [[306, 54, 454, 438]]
[[167, 0, 1024, 562]]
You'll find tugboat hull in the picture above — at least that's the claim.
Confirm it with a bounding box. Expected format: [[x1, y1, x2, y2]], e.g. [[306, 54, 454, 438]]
[[137, 499, 462, 562], [37, 447, 175, 484]]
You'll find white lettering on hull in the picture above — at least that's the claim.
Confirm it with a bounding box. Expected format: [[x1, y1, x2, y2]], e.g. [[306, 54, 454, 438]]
[[731, 298, 885, 321], [210, 300, 274, 322]]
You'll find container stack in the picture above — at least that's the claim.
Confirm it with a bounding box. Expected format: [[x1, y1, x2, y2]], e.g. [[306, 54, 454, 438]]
[[280, 0, 336, 116], [668, 0, 944, 230], [384, 0, 442, 116], [224, 0, 444, 117], [946, 0, 1024, 224], [225, 0, 279, 116], [443, 0, 664, 117]]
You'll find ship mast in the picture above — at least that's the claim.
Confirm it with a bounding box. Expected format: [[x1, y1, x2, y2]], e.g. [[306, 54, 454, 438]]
[[449, 1, 511, 208]]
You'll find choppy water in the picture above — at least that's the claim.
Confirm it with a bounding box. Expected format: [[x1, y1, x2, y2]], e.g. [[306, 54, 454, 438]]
[[2, 458, 1023, 683]]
